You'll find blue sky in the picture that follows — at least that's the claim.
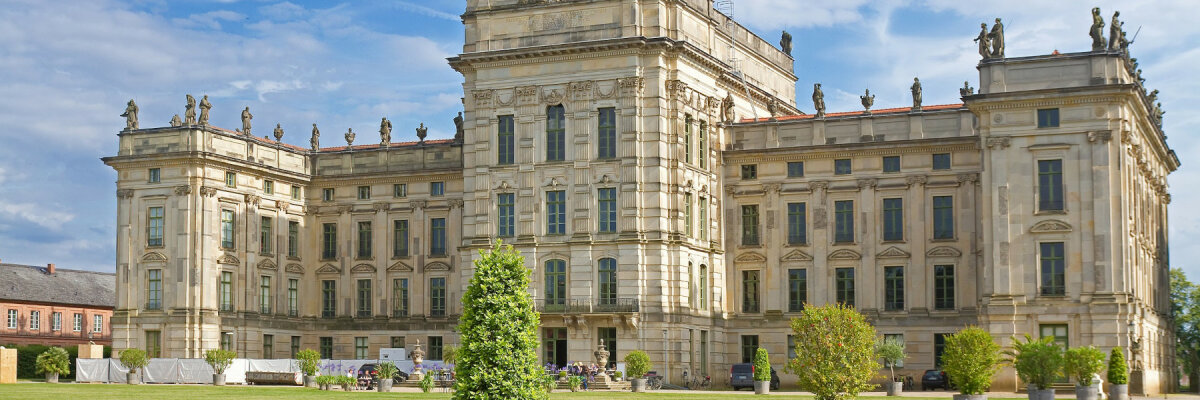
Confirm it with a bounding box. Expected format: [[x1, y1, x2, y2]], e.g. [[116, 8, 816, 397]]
[[1, 0, 1197, 283]]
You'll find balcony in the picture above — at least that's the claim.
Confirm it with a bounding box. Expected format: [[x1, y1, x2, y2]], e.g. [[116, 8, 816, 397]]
[[535, 297, 639, 314]]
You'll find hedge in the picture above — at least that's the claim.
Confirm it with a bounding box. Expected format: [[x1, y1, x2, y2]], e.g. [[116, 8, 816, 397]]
[[3, 343, 112, 380]]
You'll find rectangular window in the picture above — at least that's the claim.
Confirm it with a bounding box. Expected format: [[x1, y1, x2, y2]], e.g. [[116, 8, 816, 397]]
[[393, 220, 409, 257], [225, 171, 236, 188], [321, 280, 336, 318], [787, 161, 805, 177], [288, 279, 298, 316], [288, 221, 299, 258], [598, 259, 617, 306], [742, 270, 760, 313], [882, 198, 904, 241], [740, 335, 759, 363], [391, 336, 405, 349], [357, 185, 370, 200], [220, 332, 232, 351], [322, 223, 337, 259], [882, 156, 900, 173], [684, 115, 692, 164], [147, 269, 162, 310], [932, 153, 951, 170], [788, 269, 807, 312], [430, 277, 446, 317], [836, 268, 855, 307], [430, 218, 446, 255], [741, 205, 760, 245], [393, 278, 409, 317], [788, 334, 797, 359], [740, 164, 757, 180], [934, 265, 955, 310], [220, 209, 235, 249], [698, 197, 708, 241], [1038, 160, 1064, 211], [498, 115, 515, 164], [291, 186, 301, 200], [498, 193, 515, 237], [934, 333, 948, 368], [219, 271, 233, 311], [263, 334, 274, 358], [146, 331, 161, 358], [51, 312, 61, 331], [93, 315, 103, 333], [933, 196, 954, 239], [319, 337, 333, 359], [322, 188, 334, 202], [73, 313, 81, 332], [291, 336, 301, 358], [1039, 324, 1069, 348], [357, 279, 372, 317], [544, 260, 567, 309], [884, 266, 904, 311], [1040, 242, 1066, 296], [834, 159, 852, 175], [7, 310, 16, 329], [431, 181, 444, 197], [393, 183, 407, 198], [263, 180, 274, 195], [698, 265, 708, 310], [260, 275, 272, 314], [598, 328, 618, 369], [1037, 108, 1060, 128], [684, 193, 693, 238], [355, 337, 369, 359], [260, 216, 273, 254], [835, 200, 855, 243], [357, 221, 372, 258], [598, 188, 616, 233], [547, 105, 566, 161], [546, 191, 566, 235], [148, 168, 160, 183], [598, 108, 617, 159], [428, 336, 443, 361], [147, 206, 164, 247], [698, 122, 708, 170], [787, 203, 807, 245], [30, 311, 40, 330]]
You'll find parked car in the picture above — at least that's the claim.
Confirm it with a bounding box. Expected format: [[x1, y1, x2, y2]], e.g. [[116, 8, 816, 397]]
[[358, 363, 410, 385], [729, 363, 780, 391], [921, 369, 949, 390]]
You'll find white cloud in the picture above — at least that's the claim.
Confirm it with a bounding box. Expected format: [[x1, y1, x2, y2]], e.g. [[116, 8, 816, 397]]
[[0, 203, 75, 231], [172, 10, 246, 30], [736, 0, 871, 30]]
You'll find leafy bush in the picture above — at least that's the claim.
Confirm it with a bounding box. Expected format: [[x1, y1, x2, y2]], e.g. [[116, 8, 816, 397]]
[[568, 375, 583, 390], [614, 370, 623, 379], [542, 373, 558, 392], [1005, 334, 1064, 390], [876, 337, 906, 382], [452, 242, 545, 399], [296, 349, 320, 376], [419, 373, 435, 393], [314, 375, 331, 386], [119, 349, 149, 372], [1064, 346, 1106, 385], [753, 348, 771, 381], [786, 304, 879, 400], [204, 349, 236, 374], [624, 350, 652, 379], [442, 345, 459, 366], [1107, 347, 1129, 385], [942, 326, 1001, 395], [377, 361, 399, 380], [35, 347, 71, 376]]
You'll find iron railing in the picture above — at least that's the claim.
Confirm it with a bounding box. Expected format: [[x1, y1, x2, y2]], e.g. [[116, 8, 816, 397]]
[[534, 297, 639, 313]]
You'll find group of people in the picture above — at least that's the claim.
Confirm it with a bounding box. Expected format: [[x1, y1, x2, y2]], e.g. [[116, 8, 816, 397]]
[[563, 362, 604, 390]]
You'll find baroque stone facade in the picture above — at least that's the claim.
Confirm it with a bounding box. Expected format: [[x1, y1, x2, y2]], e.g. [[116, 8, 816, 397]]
[[102, 0, 1176, 394]]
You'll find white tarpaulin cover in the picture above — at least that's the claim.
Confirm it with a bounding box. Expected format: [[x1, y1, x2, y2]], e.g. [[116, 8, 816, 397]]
[[75, 358, 110, 383]]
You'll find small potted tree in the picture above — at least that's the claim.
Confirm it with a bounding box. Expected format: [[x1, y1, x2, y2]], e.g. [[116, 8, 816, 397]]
[[942, 327, 1002, 400], [35, 347, 70, 383], [877, 337, 907, 396], [119, 349, 148, 385], [1007, 335, 1064, 400], [1107, 347, 1129, 400], [296, 349, 320, 388], [377, 361, 398, 392], [205, 349, 236, 386], [1065, 346, 1105, 400], [753, 347, 772, 394], [624, 350, 652, 392]]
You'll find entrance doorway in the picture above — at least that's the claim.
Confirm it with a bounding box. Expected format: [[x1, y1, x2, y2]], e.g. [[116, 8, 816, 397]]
[[544, 328, 568, 368]]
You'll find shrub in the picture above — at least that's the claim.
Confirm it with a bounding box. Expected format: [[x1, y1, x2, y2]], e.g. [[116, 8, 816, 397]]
[[753, 348, 771, 381], [119, 349, 148, 373], [377, 361, 399, 380], [568, 375, 583, 390], [942, 326, 1002, 395], [1005, 334, 1064, 390], [786, 304, 880, 400], [876, 337, 906, 382], [1107, 347, 1129, 385], [419, 373, 435, 393], [443, 345, 459, 366], [204, 349, 236, 375], [614, 370, 623, 379], [6, 344, 104, 380], [35, 347, 71, 376], [624, 350, 652, 379], [542, 373, 557, 393], [1064, 346, 1106, 385], [452, 242, 545, 399], [296, 349, 320, 376]]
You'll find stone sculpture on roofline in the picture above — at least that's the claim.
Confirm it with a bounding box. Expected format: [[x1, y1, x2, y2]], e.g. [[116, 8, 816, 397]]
[[453, 112, 464, 142], [911, 77, 922, 111], [344, 128, 355, 148], [184, 94, 197, 125], [416, 123, 428, 143], [273, 124, 284, 141], [241, 106, 253, 136], [780, 30, 792, 56], [198, 95, 212, 126], [310, 124, 320, 151], [812, 83, 825, 118], [170, 114, 182, 127], [860, 89, 875, 114], [1090, 7, 1106, 51], [121, 99, 139, 131], [975, 18, 1005, 59], [380, 117, 392, 146], [960, 81, 975, 97]]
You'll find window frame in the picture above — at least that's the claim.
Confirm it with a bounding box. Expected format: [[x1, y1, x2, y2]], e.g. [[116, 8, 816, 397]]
[[322, 188, 334, 202], [430, 218, 447, 256], [787, 161, 805, 177], [882, 156, 900, 173], [546, 190, 566, 235], [148, 168, 160, 183], [787, 202, 807, 245], [932, 153, 951, 170], [263, 180, 274, 195], [287, 221, 299, 258], [834, 200, 855, 243], [741, 204, 760, 246], [597, 188, 617, 233], [1037, 108, 1060, 128], [393, 220, 409, 257], [932, 196, 955, 240], [933, 264, 956, 310], [321, 223, 337, 260], [225, 171, 236, 188], [356, 221, 372, 258], [356, 279, 372, 318], [429, 277, 447, 317], [219, 271, 233, 311], [321, 280, 336, 318], [787, 268, 807, 312], [430, 182, 445, 197], [147, 269, 162, 310], [357, 185, 371, 200], [393, 183, 407, 198], [1037, 159, 1065, 212], [834, 159, 852, 175], [835, 267, 855, 307], [546, 105, 566, 162], [882, 198, 904, 241], [220, 209, 235, 249], [741, 270, 760, 313], [1039, 242, 1066, 296], [597, 107, 617, 159], [498, 115, 515, 165], [147, 206, 165, 247], [740, 164, 757, 180], [597, 258, 617, 306], [260, 275, 272, 314], [498, 193, 515, 237], [260, 216, 273, 255], [883, 266, 904, 311], [393, 278, 409, 317]]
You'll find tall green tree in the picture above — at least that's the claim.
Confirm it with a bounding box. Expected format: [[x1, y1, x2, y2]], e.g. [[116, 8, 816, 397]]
[[1171, 268, 1200, 392], [453, 242, 545, 400], [787, 304, 880, 400]]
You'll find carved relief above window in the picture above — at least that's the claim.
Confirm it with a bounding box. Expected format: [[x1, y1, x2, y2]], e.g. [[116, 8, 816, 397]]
[[387, 261, 414, 272], [1029, 219, 1073, 233], [315, 264, 341, 274], [876, 246, 911, 259], [141, 252, 168, 263], [828, 249, 862, 260], [351, 263, 377, 273], [780, 249, 814, 262], [926, 246, 962, 258], [285, 263, 304, 274], [734, 252, 767, 263], [257, 259, 278, 270], [217, 254, 240, 265]]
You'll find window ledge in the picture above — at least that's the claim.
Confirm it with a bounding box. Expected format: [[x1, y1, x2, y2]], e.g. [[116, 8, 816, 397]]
[[355, 256, 374, 261], [391, 255, 411, 260], [287, 256, 301, 261], [1035, 210, 1067, 215], [738, 244, 763, 249], [929, 238, 957, 243], [784, 242, 809, 247], [145, 245, 165, 249], [832, 241, 857, 245], [881, 240, 906, 244]]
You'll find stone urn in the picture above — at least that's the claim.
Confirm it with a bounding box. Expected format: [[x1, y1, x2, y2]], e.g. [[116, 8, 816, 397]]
[[1110, 383, 1129, 400], [631, 378, 647, 392], [1028, 385, 1055, 400], [953, 394, 989, 400], [593, 339, 611, 383], [303, 375, 316, 388], [410, 340, 426, 379], [885, 381, 903, 396], [213, 373, 226, 386], [754, 380, 771, 394], [45, 372, 58, 383], [1076, 383, 1100, 400], [378, 378, 393, 392], [127, 371, 139, 385]]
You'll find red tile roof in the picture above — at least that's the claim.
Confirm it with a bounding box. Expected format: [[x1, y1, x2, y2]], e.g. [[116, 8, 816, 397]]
[[739, 103, 965, 123]]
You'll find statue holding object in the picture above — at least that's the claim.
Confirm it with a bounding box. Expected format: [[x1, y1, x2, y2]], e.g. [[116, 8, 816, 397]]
[[911, 77, 923, 110], [184, 94, 197, 125], [780, 30, 793, 56], [812, 83, 825, 118], [198, 95, 212, 126], [121, 99, 139, 131], [380, 117, 392, 146], [1090, 7, 1106, 51], [989, 18, 1005, 58], [241, 106, 253, 135], [310, 123, 320, 151]]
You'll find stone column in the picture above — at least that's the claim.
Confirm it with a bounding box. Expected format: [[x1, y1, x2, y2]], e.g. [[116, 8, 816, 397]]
[[856, 178, 877, 312], [808, 181, 829, 304]]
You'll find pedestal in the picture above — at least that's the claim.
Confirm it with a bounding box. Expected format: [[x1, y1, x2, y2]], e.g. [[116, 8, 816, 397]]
[[0, 348, 15, 384], [78, 344, 105, 359], [1129, 370, 1144, 396]]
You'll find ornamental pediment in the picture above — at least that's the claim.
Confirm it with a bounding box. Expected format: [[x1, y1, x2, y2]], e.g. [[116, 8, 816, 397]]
[[351, 263, 376, 273], [780, 249, 813, 262], [315, 264, 341, 274], [387, 260, 413, 272], [1030, 219, 1072, 233], [876, 246, 911, 259], [217, 254, 240, 265], [926, 246, 962, 258], [424, 262, 451, 272], [141, 252, 168, 263], [285, 263, 304, 274], [828, 249, 862, 260], [734, 252, 767, 263], [257, 259, 278, 270]]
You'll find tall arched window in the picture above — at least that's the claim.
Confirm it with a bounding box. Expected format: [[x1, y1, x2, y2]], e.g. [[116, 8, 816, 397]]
[[598, 258, 617, 306], [546, 105, 566, 161], [698, 264, 708, 310], [545, 259, 567, 310]]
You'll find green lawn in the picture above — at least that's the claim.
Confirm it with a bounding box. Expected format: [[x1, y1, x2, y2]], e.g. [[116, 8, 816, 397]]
[[0, 383, 1034, 400]]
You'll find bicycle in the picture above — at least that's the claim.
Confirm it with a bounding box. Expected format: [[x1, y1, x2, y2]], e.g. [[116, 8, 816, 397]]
[[647, 375, 664, 390]]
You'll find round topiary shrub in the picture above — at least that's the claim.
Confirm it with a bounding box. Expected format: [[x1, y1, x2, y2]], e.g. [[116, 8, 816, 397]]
[[941, 326, 1002, 395], [786, 303, 879, 400], [1107, 347, 1128, 385], [624, 350, 651, 379]]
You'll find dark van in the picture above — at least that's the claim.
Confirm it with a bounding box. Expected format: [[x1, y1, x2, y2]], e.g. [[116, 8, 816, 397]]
[[729, 363, 780, 391]]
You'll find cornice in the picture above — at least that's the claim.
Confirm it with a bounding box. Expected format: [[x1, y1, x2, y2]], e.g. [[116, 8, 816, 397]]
[[722, 138, 979, 163]]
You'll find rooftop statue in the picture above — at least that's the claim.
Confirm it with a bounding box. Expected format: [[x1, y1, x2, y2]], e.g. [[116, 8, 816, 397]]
[[974, 23, 991, 59], [241, 106, 253, 135], [1109, 11, 1126, 51], [812, 83, 825, 118], [767, 98, 778, 118], [184, 94, 197, 125], [198, 95, 212, 126], [273, 124, 284, 141], [380, 117, 392, 146], [722, 93, 736, 123], [310, 123, 320, 151], [780, 30, 793, 56], [170, 114, 182, 127], [345, 128, 355, 147], [1090, 7, 1106, 51], [960, 81, 975, 97], [989, 18, 1005, 58], [121, 99, 139, 131], [911, 77, 923, 110], [860, 89, 875, 113], [416, 122, 428, 142], [453, 112, 464, 141]]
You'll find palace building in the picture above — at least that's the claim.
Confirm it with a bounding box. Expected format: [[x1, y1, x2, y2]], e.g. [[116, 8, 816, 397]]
[[102, 0, 1176, 394]]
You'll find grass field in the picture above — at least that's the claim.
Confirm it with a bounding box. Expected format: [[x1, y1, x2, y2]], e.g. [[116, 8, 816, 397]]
[[0, 383, 1037, 400]]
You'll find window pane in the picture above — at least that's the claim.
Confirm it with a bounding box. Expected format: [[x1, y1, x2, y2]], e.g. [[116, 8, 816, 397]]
[[260, 216, 273, 254], [1038, 160, 1064, 211], [883, 198, 903, 241], [741, 335, 759, 363], [498, 115, 515, 164], [322, 223, 337, 259], [357, 221, 372, 258], [934, 265, 955, 310], [684, 115, 692, 164], [1037, 108, 1060, 128], [787, 203, 807, 244], [933, 196, 954, 239], [598, 188, 616, 233], [431, 182, 444, 196], [598, 108, 616, 159], [430, 277, 446, 317], [741, 165, 757, 180], [698, 265, 708, 310], [431, 218, 446, 255], [836, 268, 855, 307], [288, 221, 299, 257], [882, 156, 900, 173], [393, 220, 409, 257], [1040, 242, 1066, 296], [148, 207, 164, 247], [357, 279, 372, 317], [147, 269, 162, 310], [547, 191, 566, 235], [835, 200, 854, 243], [544, 260, 567, 308], [546, 105, 566, 161], [260, 275, 271, 314], [221, 210, 235, 249], [741, 205, 760, 245], [932, 153, 951, 170], [834, 159, 852, 175], [884, 266, 904, 311], [498, 193, 515, 237], [598, 259, 617, 306], [788, 269, 807, 312], [698, 122, 708, 169], [322, 280, 336, 318], [684, 193, 693, 238], [787, 161, 805, 177], [741, 270, 760, 313], [698, 197, 708, 241], [393, 278, 409, 317]]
